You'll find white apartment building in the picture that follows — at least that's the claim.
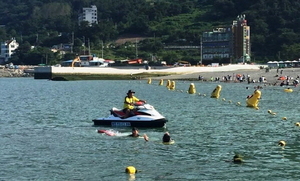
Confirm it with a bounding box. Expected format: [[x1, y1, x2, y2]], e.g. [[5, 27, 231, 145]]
[[78, 5, 98, 26], [0, 38, 19, 63]]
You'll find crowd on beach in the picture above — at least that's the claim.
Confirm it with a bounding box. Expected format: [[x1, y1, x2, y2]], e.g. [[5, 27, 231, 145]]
[[197, 67, 300, 87], [198, 73, 264, 84], [198, 74, 252, 83]]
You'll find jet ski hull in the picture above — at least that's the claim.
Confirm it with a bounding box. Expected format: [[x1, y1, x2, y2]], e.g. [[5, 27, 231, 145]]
[[92, 118, 167, 128]]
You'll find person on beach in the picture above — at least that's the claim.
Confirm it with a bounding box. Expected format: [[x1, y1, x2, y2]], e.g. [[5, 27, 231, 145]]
[[293, 79, 299, 87], [247, 75, 251, 84], [122, 90, 146, 119]]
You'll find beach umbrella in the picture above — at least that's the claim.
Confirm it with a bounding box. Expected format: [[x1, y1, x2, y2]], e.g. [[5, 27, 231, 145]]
[[278, 76, 286, 80]]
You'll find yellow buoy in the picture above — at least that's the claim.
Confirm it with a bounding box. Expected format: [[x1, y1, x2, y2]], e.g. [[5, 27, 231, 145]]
[[282, 117, 287, 120], [166, 80, 171, 89], [246, 90, 261, 108], [222, 98, 226, 101], [188, 83, 196, 94], [284, 88, 293, 92], [236, 102, 241, 106], [159, 79, 164, 86], [211, 85, 222, 98], [125, 166, 137, 174], [278, 140, 286, 147], [268, 110, 276, 115], [147, 78, 152, 84], [295, 122, 300, 127], [170, 81, 176, 90]]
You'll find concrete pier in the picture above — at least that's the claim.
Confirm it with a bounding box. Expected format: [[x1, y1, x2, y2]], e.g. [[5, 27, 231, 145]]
[[33, 66, 166, 79], [34, 67, 52, 79], [33, 64, 263, 80]]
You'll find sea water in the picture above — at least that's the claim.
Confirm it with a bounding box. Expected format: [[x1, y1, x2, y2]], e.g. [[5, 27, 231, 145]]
[[1, 78, 300, 180]]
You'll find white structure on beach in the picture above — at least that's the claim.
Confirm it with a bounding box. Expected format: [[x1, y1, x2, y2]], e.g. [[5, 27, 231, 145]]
[[78, 5, 98, 26], [0, 38, 19, 63], [267, 60, 300, 68]]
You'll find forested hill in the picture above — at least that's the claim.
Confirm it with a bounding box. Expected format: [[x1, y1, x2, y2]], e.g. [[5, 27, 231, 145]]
[[1, 0, 300, 64]]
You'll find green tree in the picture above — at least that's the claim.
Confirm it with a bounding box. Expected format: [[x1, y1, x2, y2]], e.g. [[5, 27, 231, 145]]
[[160, 51, 181, 65], [0, 28, 7, 42], [281, 43, 300, 60]]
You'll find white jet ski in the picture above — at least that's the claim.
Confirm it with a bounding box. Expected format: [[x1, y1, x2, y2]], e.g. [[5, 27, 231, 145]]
[[92, 102, 167, 128]]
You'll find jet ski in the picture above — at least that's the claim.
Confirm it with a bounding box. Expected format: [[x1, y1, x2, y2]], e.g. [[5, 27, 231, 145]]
[[92, 102, 167, 128]]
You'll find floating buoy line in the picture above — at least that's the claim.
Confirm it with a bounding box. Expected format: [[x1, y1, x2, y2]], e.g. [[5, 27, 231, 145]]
[[142, 79, 295, 150]]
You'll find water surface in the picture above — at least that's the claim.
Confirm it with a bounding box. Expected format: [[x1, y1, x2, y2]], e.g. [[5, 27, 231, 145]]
[[1, 78, 300, 180]]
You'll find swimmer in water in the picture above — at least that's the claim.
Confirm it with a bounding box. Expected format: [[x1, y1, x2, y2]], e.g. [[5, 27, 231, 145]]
[[162, 132, 173, 143], [128, 127, 148, 141]]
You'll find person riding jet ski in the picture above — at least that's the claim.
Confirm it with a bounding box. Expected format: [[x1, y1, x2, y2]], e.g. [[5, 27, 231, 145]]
[[122, 90, 146, 119]]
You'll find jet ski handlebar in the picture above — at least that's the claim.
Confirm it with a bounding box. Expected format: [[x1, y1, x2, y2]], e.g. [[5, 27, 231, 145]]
[[134, 102, 154, 110], [134, 101, 145, 106]]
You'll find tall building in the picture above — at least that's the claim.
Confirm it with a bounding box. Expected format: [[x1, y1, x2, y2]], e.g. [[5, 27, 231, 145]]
[[0, 38, 19, 63], [78, 5, 98, 26], [202, 27, 232, 65], [201, 14, 251, 64], [232, 14, 251, 62]]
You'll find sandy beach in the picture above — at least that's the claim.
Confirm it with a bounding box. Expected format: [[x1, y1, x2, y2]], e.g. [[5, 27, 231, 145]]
[[2, 64, 300, 85], [123, 64, 300, 85], [84, 63, 300, 84]]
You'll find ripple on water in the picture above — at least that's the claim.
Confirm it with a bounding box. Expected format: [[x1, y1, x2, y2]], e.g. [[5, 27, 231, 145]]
[[1, 79, 300, 180]]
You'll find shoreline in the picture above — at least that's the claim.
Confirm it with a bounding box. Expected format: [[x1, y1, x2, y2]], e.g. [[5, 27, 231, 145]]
[[40, 64, 264, 80], [3, 64, 300, 85], [151, 67, 300, 85]]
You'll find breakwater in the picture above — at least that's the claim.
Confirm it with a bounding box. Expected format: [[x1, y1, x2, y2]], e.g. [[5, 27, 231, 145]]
[[33, 66, 174, 80], [0, 68, 33, 77]]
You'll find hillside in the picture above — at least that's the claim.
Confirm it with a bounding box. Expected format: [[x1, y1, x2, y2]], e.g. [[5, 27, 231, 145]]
[[1, 0, 300, 65], [114, 34, 148, 45]]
